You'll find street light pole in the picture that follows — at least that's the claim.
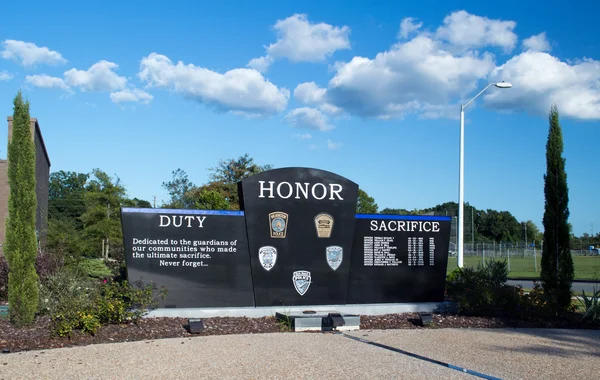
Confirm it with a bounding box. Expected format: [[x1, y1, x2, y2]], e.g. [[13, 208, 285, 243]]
[[458, 105, 465, 268], [457, 82, 512, 268]]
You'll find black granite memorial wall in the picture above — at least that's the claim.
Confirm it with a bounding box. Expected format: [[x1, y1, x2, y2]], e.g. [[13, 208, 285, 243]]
[[238, 167, 359, 306], [121, 167, 452, 309], [121, 208, 254, 308], [347, 214, 452, 304]]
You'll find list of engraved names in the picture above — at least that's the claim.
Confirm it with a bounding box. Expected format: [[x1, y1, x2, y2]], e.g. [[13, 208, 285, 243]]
[[363, 235, 437, 267], [363, 236, 401, 266]]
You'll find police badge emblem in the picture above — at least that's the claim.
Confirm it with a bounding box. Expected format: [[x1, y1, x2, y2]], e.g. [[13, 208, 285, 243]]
[[326, 246, 343, 271], [269, 211, 288, 238], [292, 270, 311, 296], [258, 246, 277, 271], [314, 213, 334, 238]]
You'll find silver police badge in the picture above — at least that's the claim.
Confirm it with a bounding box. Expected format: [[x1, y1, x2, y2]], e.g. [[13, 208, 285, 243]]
[[258, 246, 277, 271], [326, 246, 343, 271], [292, 270, 311, 296]]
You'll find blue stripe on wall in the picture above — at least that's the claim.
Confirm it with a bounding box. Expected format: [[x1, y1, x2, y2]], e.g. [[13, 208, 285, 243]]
[[121, 208, 451, 220], [121, 207, 245, 216], [356, 214, 452, 221]]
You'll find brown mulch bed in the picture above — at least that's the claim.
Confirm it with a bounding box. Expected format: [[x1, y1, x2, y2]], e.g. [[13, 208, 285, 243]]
[[1, 312, 598, 354]]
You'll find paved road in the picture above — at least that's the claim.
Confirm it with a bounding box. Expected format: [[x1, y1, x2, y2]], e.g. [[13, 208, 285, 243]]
[[2, 328, 599, 379], [507, 280, 599, 294]]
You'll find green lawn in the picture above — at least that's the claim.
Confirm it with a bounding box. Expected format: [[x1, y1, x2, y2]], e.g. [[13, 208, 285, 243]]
[[446, 255, 600, 280]]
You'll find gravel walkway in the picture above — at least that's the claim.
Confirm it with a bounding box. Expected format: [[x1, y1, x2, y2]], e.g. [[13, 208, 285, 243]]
[[2, 329, 598, 379], [347, 328, 600, 379]]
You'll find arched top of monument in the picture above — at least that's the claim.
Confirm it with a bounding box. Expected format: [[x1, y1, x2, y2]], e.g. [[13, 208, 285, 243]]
[[239, 167, 358, 187], [237, 167, 359, 210]]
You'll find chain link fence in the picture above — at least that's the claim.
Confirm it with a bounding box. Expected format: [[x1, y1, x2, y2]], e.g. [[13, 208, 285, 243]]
[[440, 215, 600, 278]]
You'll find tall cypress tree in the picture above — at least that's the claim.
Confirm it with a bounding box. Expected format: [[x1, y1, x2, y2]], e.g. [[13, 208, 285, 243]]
[[5, 91, 39, 326], [540, 105, 574, 312]]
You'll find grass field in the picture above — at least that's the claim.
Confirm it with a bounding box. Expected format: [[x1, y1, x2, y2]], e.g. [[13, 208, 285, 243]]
[[446, 255, 600, 280]]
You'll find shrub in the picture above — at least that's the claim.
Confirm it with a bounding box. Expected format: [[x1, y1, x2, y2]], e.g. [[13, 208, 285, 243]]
[[38, 267, 95, 316], [446, 266, 495, 315], [104, 245, 127, 281], [40, 268, 166, 337], [38, 267, 98, 337], [0, 249, 64, 302], [95, 280, 165, 324], [0, 253, 8, 301], [446, 259, 525, 317], [36, 249, 64, 285], [517, 281, 555, 318], [77, 258, 113, 279]]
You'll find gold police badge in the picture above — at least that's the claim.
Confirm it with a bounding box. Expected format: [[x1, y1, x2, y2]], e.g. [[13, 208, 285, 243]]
[[314, 212, 334, 238], [269, 211, 288, 238]]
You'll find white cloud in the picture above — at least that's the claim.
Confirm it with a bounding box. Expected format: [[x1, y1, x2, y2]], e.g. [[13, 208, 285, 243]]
[[110, 88, 153, 105], [324, 35, 495, 119], [398, 17, 422, 39], [0, 70, 13, 81], [485, 51, 600, 119], [1, 40, 67, 66], [64, 61, 127, 92], [25, 60, 128, 100], [247, 56, 274, 73], [293, 82, 342, 115], [308, 144, 317, 150], [139, 53, 289, 116], [291, 11, 598, 120], [25, 74, 71, 91], [293, 133, 312, 140], [284, 107, 333, 131], [435, 11, 517, 52], [419, 103, 460, 120], [522, 32, 551, 52], [247, 14, 351, 71], [327, 139, 343, 150], [268, 14, 351, 61], [294, 82, 326, 104]]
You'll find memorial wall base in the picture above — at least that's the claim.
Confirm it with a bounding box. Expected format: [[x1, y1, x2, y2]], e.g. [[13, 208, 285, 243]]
[[144, 301, 457, 319]]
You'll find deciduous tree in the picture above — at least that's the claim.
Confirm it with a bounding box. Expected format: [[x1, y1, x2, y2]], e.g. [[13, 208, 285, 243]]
[[81, 169, 127, 259], [162, 169, 195, 209], [356, 189, 378, 214], [207, 153, 272, 207]]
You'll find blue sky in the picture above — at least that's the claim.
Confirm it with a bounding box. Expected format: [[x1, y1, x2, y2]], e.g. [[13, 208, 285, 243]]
[[0, 0, 598, 236]]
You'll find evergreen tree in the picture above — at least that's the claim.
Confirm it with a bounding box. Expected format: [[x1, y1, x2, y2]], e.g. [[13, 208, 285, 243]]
[[540, 105, 574, 311], [5, 91, 39, 326]]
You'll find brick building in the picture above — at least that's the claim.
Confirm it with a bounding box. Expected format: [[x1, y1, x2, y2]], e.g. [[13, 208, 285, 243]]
[[0, 117, 51, 251]]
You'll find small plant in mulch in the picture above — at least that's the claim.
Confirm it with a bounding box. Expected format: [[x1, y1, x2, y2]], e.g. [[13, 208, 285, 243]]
[[274, 308, 293, 332], [38, 267, 166, 338], [579, 288, 600, 323]]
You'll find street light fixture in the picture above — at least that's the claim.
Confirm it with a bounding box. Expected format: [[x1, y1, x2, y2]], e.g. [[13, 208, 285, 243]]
[[457, 81, 512, 268]]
